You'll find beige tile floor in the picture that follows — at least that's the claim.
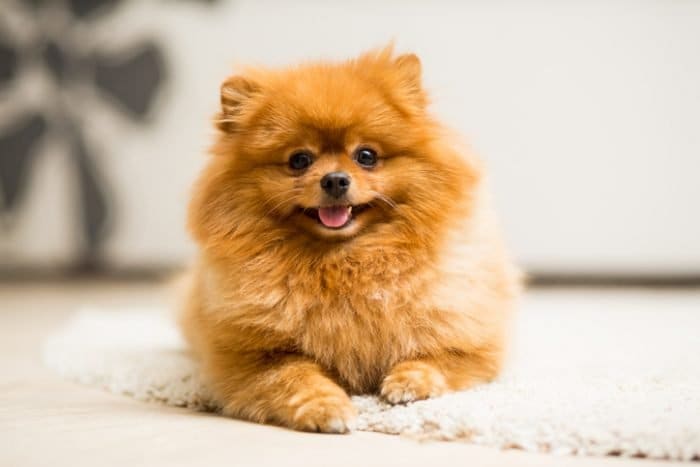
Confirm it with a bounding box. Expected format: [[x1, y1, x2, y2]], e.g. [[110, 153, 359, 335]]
[[0, 280, 683, 467]]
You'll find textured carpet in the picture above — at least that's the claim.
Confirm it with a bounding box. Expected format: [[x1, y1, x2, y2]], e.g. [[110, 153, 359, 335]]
[[43, 291, 700, 461]]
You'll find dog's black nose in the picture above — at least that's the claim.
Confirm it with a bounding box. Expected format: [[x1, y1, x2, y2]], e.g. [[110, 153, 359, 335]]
[[320, 172, 351, 198]]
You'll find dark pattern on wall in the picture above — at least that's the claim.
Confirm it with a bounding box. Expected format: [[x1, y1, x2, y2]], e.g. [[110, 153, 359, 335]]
[[0, 115, 48, 222], [0, 0, 217, 269]]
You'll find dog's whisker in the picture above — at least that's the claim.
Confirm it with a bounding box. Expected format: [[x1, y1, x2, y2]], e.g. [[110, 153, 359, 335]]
[[261, 187, 302, 205], [261, 190, 302, 218], [368, 191, 398, 209]]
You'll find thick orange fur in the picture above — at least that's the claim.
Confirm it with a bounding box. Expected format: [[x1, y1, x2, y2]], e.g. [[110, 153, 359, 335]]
[[179, 46, 521, 433]]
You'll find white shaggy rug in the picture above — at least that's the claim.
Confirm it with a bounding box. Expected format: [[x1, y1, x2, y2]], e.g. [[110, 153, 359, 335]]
[[43, 290, 700, 461]]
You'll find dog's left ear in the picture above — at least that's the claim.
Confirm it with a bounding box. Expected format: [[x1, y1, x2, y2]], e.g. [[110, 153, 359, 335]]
[[393, 53, 428, 112], [395, 54, 422, 86]]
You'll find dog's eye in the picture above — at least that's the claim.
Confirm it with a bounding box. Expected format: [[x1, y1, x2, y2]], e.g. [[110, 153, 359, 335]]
[[355, 148, 378, 168], [289, 152, 313, 170]]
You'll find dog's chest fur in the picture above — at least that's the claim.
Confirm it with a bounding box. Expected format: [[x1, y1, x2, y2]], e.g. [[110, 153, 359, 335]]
[[210, 244, 454, 393]]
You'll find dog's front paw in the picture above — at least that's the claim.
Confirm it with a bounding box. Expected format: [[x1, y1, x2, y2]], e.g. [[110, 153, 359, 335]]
[[288, 386, 357, 433], [380, 360, 448, 404]]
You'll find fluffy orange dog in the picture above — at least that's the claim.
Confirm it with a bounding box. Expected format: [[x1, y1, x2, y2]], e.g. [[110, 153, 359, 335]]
[[180, 46, 520, 433]]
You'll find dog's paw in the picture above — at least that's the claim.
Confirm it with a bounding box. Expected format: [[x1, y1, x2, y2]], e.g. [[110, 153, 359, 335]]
[[380, 361, 448, 404], [288, 387, 357, 433]]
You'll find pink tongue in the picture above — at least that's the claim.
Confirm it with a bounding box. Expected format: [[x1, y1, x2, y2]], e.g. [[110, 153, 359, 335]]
[[318, 206, 350, 228]]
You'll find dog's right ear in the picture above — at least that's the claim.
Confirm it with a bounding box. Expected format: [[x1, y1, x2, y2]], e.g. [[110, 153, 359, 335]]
[[217, 75, 261, 133]]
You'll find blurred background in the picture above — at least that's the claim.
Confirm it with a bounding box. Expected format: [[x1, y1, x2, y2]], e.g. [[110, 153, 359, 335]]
[[1, 0, 699, 284]]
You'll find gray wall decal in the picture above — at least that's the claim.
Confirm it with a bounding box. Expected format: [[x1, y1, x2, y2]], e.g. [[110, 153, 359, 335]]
[[0, 0, 218, 271]]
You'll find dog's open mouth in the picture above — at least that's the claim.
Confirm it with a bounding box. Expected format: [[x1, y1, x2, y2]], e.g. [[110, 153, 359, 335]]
[[302, 204, 371, 229]]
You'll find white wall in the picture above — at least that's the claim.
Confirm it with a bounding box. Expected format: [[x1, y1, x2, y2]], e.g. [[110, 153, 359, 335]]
[[5, 0, 700, 275]]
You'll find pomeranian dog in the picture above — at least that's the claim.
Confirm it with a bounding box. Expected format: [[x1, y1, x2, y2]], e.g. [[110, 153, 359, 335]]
[[180, 46, 520, 433]]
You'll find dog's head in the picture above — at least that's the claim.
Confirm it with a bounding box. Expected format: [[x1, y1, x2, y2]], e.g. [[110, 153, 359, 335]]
[[190, 47, 477, 250]]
